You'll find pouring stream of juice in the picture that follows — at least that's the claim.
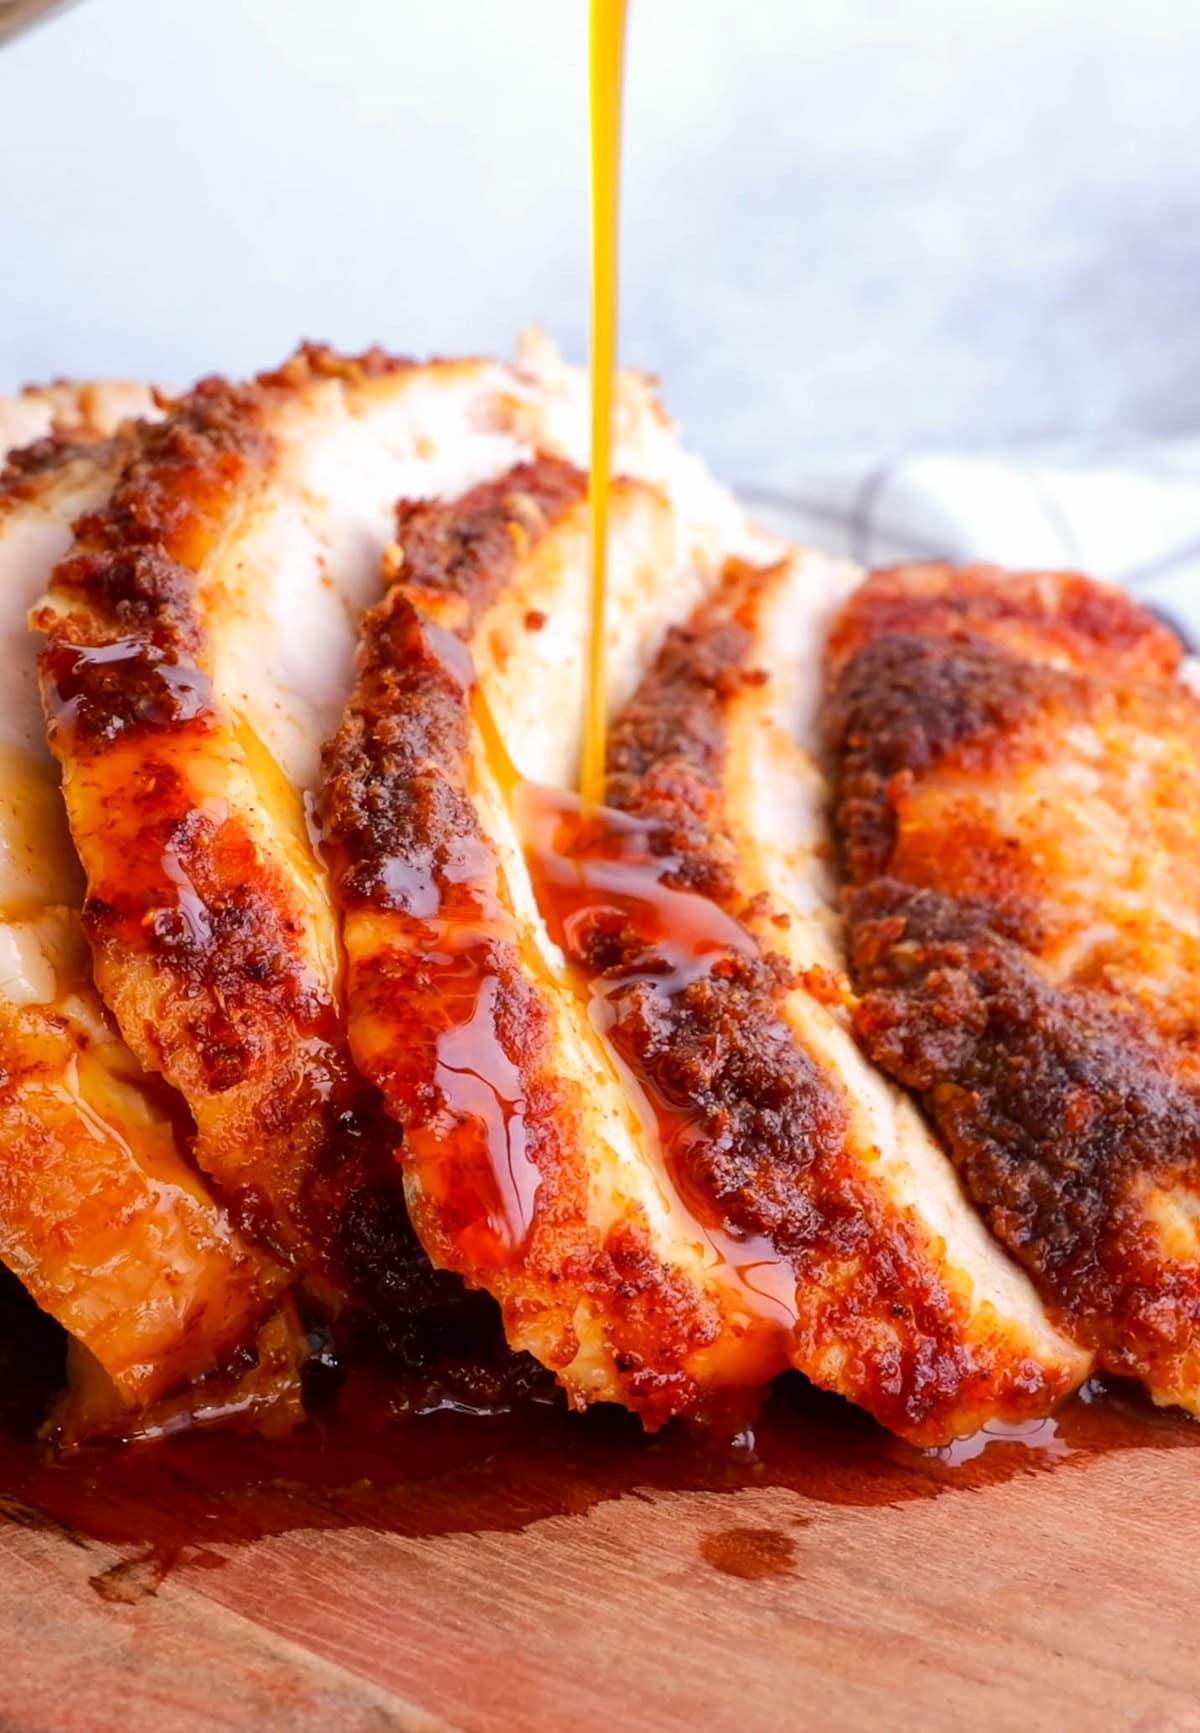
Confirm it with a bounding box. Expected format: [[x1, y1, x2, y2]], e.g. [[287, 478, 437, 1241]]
[[580, 0, 628, 808]]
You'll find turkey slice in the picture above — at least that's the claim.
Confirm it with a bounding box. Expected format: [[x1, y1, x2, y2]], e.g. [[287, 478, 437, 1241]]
[[0, 390, 285, 1416]]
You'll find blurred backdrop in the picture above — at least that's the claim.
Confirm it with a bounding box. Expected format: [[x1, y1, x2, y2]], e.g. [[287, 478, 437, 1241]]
[[2, 0, 1198, 484]]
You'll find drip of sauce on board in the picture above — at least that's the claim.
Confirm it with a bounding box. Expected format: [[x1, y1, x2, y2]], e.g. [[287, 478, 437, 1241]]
[[580, 0, 628, 807], [0, 1366, 1193, 1604]]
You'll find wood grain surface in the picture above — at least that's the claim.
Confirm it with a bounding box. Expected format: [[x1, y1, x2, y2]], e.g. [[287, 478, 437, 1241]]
[[0, 0, 79, 46], [0, 1382, 1196, 1732]]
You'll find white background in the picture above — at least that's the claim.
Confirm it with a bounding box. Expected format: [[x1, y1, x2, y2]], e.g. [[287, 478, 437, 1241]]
[[2, 0, 1199, 483]]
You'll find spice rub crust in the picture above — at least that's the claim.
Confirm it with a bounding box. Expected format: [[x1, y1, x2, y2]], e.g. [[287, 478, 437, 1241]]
[[826, 563, 1200, 1410]]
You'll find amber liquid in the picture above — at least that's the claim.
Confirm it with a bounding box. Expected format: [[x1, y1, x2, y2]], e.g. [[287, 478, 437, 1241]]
[[580, 0, 628, 807], [520, 785, 800, 1391]]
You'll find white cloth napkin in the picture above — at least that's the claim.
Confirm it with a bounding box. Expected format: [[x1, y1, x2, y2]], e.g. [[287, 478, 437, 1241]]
[[740, 437, 1200, 648]]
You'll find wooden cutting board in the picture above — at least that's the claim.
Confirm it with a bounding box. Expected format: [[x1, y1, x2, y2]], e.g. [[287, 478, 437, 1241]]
[[0, 1379, 1196, 1733]]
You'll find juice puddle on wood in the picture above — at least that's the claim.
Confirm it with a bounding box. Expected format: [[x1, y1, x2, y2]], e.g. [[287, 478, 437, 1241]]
[[0, 1260, 1195, 1593], [0, 1359, 1196, 1605]]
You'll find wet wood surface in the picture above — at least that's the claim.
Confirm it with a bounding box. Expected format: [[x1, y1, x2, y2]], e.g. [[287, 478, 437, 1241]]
[[0, 1379, 1197, 1732]]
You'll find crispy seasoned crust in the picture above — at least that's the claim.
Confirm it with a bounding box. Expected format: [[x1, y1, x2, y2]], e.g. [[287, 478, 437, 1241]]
[[39, 370, 285, 669], [824, 630, 1058, 901], [604, 558, 773, 902], [325, 458, 586, 904], [0, 967, 284, 1405], [33, 338, 745, 1420], [321, 588, 482, 910], [0, 380, 159, 499], [322, 458, 731, 1424], [255, 342, 413, 391], [1, 432, 119, 500], [601, 567, 852, 1234], [34, 358, 418, 1305], [393, 457, 587, 627], [849, 882, 1200, 1379], [826, 562, 1200, 1408], [593, 559, 1082, 1437], [825, 562, 1181, 686]]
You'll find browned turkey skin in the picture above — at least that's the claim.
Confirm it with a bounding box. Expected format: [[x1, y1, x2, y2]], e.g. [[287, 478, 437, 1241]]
[[825, 564, 1200, 1414]]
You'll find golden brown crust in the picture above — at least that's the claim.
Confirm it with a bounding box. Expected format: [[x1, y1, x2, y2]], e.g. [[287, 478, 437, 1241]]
[[0, 973, 284, 1407], [322, 458, 728, 1425], [826, 562, 1200, 1402], [0, 380, 159, 505], [30, 350, 565, 1417], [254, 343, 413, 391], [327, 496, 1085, 1436], [848, 881, 1200, 1381], [1, 433, 116, 502], [604, 559, 770, 902], [826, 562, 1181, 686], [323, 459, 587, 911], [391, 458, 587, 631], [40, 375, 270, 664]]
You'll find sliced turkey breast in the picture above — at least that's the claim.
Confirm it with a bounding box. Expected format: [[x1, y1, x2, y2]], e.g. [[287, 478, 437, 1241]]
[[825, 563, 1200, 1415], [31, 336, 724, 1337], [322, 455, 1088, 1440]]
